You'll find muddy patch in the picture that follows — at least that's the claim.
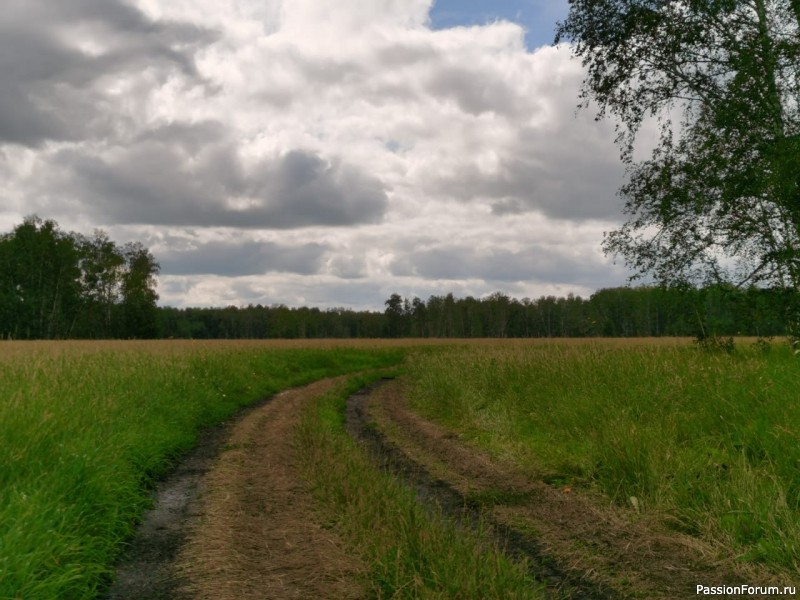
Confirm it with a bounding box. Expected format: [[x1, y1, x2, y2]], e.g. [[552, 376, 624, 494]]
[[105, 398, 261, 600]]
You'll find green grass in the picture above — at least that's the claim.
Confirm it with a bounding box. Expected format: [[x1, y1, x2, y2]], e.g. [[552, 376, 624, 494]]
[[9, 338, 799, 596], [405, 340, 800, 572], [295, 373, 544, 598], [0, 342, 403, 600]]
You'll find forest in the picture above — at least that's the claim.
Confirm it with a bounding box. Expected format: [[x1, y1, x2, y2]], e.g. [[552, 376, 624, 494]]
[[158, 286, 794, 340], [1, 217, 795, 340], [0, 216, 159, 339]]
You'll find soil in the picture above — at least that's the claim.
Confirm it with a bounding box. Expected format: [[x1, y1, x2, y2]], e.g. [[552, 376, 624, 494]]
[[106, 375, 787, 599]]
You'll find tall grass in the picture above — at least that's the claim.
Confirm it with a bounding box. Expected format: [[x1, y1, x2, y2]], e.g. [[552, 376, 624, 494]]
[[405, 340, 800, 572], [0, 341, 402, 599], [295, 374, 543, 598]]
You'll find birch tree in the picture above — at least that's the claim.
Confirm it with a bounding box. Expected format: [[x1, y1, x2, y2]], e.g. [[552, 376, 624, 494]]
[[556, 0, 800, 329]]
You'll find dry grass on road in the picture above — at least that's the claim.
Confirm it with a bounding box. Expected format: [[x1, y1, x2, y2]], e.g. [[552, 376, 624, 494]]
[[177, 377, 367, 600]]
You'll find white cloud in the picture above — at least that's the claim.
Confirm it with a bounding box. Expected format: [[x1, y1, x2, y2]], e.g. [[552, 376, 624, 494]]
[[0, 0, 630, 309]]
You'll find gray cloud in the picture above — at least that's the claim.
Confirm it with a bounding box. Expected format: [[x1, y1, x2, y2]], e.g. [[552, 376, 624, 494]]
[[245, 151, 388, 228], [327, 252, 368, 279], [426, 64, 524, 117], [375, 39, 438, 68], [134, 120, 228, 149], [49, 125, 388, 229], [392, 243, 611, 287], [160, 240, 328, 276], [425, 120, 624, 221], [0, 0, 215, 146]]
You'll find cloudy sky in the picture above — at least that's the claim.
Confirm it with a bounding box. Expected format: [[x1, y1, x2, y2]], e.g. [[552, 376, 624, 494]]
[[0, 0, 632, 310]]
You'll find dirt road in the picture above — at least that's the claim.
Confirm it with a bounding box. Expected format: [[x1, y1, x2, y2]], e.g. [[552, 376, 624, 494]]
[[108, 377, 366, 600], [108, 375, 783, 599]]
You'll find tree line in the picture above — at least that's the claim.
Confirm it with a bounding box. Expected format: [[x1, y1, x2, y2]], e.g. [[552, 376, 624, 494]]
[[0, 216, 159, 339], [158, 286, 795, 340], [1, 216, 796, 340]]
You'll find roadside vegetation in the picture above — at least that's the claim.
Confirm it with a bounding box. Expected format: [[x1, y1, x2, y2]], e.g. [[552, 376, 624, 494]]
[[295, 373, 544, 599], [405, 339, 800, 573], [0, 340, 402, 600]]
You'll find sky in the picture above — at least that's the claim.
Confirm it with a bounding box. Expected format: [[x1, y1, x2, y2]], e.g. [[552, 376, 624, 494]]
[[0, 0, 633, 310]]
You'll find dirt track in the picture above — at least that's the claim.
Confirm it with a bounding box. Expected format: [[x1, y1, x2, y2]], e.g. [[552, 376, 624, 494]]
[[108, 375, 783, 599], [107, 377, 366, 600]]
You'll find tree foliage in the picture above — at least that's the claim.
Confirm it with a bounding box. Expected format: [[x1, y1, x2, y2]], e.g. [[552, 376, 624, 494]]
[[0, 216, 160, 339], [556, 1, 800, 299]]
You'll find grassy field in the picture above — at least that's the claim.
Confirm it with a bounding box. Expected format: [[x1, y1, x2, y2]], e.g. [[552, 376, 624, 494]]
[[0, 340, 403, 599], [4, 337, 799, 598], [405, 338, 800, 572]]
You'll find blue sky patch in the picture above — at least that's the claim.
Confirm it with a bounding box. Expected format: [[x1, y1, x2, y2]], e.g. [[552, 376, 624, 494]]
[[428, 0, 569, 49]]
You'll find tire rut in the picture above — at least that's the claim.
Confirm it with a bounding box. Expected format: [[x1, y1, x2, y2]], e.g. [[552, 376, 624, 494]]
[[345, 379, 619, 600]]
